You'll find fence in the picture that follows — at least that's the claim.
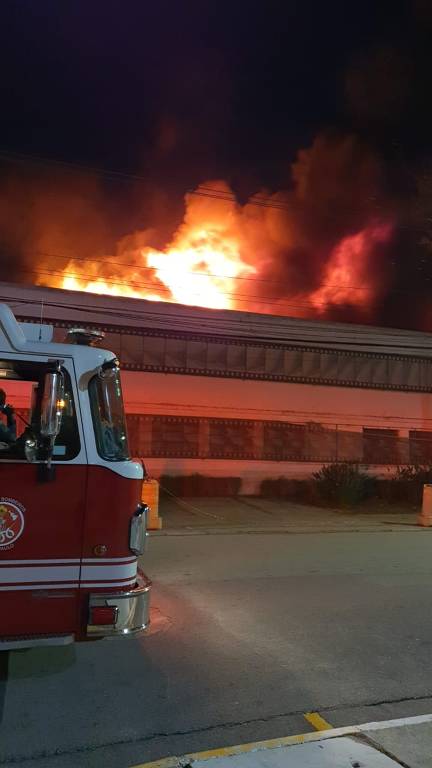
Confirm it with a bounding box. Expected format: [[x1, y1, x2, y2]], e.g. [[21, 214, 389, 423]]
[[126, 414, 432, 465], [6, 410, 432, 466]]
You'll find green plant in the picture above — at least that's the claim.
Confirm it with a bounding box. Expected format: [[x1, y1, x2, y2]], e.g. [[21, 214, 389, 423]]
[[394, 464, 432, 483], [387, 464, 432, 504], [259, 477, 317, 502], [159, 474, 242, 497], [313, 462, 376, 506]]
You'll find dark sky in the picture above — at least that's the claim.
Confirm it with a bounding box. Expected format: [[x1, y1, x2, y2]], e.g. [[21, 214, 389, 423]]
[[1, 1, 424, 187], [1, 1, 432, 328]]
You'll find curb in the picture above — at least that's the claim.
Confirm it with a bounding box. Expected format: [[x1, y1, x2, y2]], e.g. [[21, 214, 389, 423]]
[[131, 712, 432, 768]]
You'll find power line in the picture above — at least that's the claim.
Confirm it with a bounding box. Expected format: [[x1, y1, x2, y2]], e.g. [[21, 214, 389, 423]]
[[0, 149, 150, 184], [35, 248, 375, 293], [32, 248, 432, 301], [188, 188, 293, 211], [0, 149, 294, 210], [126, 401, 432, 425], [14, 265, 340, 311], [6, 289, 432, 351], [0, 150, 292, 209], [0, 149, 390, 215], [3, 294, 387, 340], [8, 260, 432, 320]]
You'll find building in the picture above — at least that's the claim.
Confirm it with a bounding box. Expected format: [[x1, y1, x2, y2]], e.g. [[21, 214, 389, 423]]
[[2, 281, 432, 493]]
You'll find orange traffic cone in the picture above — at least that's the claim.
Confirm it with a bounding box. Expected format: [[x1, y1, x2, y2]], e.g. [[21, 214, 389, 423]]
[[418, 484, 432, 527]]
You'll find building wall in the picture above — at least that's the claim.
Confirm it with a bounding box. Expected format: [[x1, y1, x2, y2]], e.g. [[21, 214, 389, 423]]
[[11, 298, 432, 493], [121, 371, 432, 492], [122, 370, 432, 425]]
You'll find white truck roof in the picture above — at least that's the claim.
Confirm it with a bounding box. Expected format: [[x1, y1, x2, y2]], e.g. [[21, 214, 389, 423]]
[[0, 303, 114, 376]]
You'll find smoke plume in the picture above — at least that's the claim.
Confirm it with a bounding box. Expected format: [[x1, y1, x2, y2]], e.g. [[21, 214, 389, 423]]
[[0, 134, 401, 324]]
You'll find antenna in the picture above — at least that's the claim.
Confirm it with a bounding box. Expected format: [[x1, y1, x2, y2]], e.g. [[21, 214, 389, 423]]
[[39, 300, 44, 341]]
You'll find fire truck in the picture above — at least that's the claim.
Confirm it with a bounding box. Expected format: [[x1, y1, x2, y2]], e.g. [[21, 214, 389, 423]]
[[0, 303, 151, 650]]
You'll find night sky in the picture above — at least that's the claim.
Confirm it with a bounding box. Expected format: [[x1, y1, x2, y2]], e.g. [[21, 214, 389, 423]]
[[1, 1, 432, 328]]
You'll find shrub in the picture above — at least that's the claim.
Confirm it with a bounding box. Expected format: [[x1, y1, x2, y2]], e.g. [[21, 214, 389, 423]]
[[313, 463, 376, 506], [382, 464, 432, 504], [159, 474, 241, 497], [259, 477, 318, 503]]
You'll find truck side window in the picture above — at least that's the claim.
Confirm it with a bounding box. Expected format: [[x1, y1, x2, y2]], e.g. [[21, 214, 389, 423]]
[[88, 367, 130, 462], [0, 361, 80, 461]]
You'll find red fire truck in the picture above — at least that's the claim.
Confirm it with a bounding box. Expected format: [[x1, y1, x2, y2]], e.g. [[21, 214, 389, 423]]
[[0, 303, 151, 650]]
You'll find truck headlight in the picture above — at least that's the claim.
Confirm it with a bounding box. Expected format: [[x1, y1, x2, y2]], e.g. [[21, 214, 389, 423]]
[[129, 503, 148, 555]]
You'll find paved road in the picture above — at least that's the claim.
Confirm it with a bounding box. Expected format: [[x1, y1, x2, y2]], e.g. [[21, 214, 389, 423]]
[[1, 528, 432, 767]]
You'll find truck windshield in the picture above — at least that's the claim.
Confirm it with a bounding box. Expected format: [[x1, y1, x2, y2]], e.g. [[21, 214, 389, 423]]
[[0, 360, 80, 461], [89, 364, 130, 461]]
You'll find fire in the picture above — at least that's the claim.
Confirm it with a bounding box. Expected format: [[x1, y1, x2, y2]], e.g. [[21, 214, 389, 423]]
[[35, 177, 393, 318], [145, 227, 255, 309], [60, 232, 256, 310], [55, 186, 256, 311]]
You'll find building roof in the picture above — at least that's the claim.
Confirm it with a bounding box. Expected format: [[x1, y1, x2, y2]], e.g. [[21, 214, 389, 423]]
[[1, 281, 432, 358]]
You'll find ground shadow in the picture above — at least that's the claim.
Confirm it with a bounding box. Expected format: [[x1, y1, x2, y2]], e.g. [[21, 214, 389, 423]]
[[0, 652, 9, 725]]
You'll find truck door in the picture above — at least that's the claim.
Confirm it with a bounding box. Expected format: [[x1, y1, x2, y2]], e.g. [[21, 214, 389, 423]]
[[0, 357, 86, 639]]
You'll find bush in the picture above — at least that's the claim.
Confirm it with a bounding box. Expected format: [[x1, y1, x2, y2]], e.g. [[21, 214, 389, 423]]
[[259, 477, 318, 503], [259, 466, 376, 506], [159, 474, 241, 497], [379, 465, 432, 504], [313, 463, 376, 506]]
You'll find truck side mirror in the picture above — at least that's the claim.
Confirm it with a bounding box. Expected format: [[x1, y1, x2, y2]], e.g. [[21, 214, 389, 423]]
[[24, 436, 38, 463], [40, 367, 65, 441]]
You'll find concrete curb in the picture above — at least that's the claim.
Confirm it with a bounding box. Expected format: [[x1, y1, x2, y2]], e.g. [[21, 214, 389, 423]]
[[131, 713, 432, 768]]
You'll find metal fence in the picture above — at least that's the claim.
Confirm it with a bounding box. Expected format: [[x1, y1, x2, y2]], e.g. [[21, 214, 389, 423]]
[[8, 409, 431, 465], [126, 414, 432, 465]]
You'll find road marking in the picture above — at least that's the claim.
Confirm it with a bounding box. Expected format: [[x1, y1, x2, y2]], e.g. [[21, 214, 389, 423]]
[[131, 712, 432, 768], [304, 711, 333, 731]]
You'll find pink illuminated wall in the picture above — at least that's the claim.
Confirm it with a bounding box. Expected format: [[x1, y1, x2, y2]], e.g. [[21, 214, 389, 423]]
[[121, 371, 432, 492], [122, 371, 432, 429]]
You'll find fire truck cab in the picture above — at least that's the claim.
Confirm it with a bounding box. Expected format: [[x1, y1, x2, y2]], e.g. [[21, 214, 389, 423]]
[[0, 303, 151, 650]]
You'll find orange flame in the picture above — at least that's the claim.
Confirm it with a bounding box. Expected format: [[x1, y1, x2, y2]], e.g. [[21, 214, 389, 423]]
[[36, 180, 392, 318], [59, 184, 256, 310]]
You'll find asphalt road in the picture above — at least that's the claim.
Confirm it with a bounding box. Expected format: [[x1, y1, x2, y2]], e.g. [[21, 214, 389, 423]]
[[2, 528, 432, 768]]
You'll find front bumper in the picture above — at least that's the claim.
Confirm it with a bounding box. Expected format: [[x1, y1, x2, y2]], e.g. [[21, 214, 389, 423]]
[[87, 569, 151, 638]]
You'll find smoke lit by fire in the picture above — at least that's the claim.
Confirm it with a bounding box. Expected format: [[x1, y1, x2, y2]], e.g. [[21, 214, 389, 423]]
[[310, 223, 392, 310], [56, 195, 392, 318], [9, 134, 395, 320]]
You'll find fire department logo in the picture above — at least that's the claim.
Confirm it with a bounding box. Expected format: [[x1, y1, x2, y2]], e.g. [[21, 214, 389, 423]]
[[0, 498, 25, 550]]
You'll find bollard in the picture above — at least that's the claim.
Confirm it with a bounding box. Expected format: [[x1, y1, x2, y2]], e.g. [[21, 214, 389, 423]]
[[418, 484, 432, 527], [142, 478, 162, 530]]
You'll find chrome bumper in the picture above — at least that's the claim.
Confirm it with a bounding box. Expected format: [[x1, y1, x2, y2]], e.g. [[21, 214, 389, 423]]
[[87, 569, 151, 638]]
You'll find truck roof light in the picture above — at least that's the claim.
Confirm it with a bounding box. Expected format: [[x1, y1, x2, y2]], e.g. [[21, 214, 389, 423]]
[[65, 328, 105, 346]]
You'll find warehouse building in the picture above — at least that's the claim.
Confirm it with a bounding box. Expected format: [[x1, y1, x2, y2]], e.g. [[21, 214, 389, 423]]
[[3, 281, 432, 493]]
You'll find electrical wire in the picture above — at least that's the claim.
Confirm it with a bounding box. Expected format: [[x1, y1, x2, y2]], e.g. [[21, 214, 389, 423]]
[[0, 149, 150, 184], [35, 248, 432, 299], [126, 401, 432, 425], [10, 264, 366, 312], [0, 149, 391, 215], [157, 482, 221, 519], [188, 188, 292, 211], [5, 287, 432, 354], [18, 261, 432, 320], [1, 150, 431, 308]]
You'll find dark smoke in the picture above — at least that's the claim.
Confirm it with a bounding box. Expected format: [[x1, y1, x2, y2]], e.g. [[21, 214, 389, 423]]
[[1, 26, 432, 330]]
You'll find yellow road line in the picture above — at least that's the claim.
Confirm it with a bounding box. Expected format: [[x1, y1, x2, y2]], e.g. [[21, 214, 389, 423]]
[[131, 711, 432, 768], [131, 726, 337, 768], [134, 760, 180, 768], [304, 711, 333, 731]]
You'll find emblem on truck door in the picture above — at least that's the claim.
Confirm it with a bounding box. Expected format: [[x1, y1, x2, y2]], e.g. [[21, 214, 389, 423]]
[[0, 498, 25, 549]]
